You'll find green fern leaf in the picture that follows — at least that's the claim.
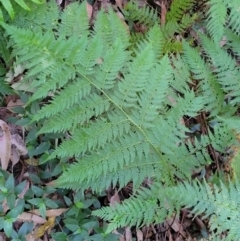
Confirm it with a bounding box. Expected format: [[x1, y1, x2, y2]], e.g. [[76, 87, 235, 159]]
[[168, 180, 240, 240], [124, 2, 158, 27], [166, 0, 195, 21], [200, 34, 240, 104], [182, 41, 224, 115], [207, 0, 227, 43]]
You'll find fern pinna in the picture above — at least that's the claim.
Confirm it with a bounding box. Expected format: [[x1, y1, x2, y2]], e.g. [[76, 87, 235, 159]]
[[2, 0, 240, 239]]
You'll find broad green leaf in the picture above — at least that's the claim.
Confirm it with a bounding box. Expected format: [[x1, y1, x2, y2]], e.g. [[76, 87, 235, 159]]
[[6, 193, 16, 209], [39, 202, 46, 218], [64, 196, 72, 206], [30, 0, 44, 3], [0, 172, 5, 188], [31, 185, 44, 196], [14, 180, 26, 195], [64, 218, 79, 232], [51, 232, 68, 241], [0, 217, 4, 229], [28, 198, 42, 206], [7, 199, 24, 218], [0, 0, 14, 19], [5, 174, 15, 191], [30, 142, 51, 156], [0, 8, 3, 23], [18, 222, 34, 236], [4, 219, 13, 237], [14, 0, 30, 11], [44, 198, 58, 208]]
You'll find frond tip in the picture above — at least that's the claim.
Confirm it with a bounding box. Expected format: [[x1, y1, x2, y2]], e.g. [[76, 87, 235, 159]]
[[167, 180, 240, 241]]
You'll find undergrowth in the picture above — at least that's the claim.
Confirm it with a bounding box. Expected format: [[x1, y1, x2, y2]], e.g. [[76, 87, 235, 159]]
[[0, 0, 240, 240]]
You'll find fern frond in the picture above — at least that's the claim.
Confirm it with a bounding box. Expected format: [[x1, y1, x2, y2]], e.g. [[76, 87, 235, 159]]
[[0, 65, 13, 95], [124, 2, 158, 28], [58, 2, 89, 38], [225, 29, 240, 57], [55, 132, 156, 190], [163, 13, 196, 38], [206, 0, 227, 43], [166, 0, 195, 21], [182, 41, 224, 115], [223, 0, 240, 37], [129, 55, 172, 128], [38, 95, 110, 133], [94, 9, 129, 50], [6, 1, 240, 236], [171, 54, 191, 93], [9, 0, 58, 31], [111, 43, 155, 108], [4, 25, 76, 97], [207, 0, 240, 42], [200, 34, 240, 104], [93, 183, 173, 232], [49, 113, 131, 159], [94, 40, 129, 90], [33, 79, 91, 120], [147, 24, 166, 59], [167, 180, 240, 240]]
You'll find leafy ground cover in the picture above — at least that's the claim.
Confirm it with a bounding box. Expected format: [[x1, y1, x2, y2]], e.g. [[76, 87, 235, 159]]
[[0, 0, 240, 240]]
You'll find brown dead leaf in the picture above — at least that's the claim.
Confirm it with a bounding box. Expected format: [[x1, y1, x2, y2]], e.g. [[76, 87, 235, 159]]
[[112, 230, 125, 241], [167, 216, 186, 238], [18, 180, 29, 199], [86, 2, 93, 21], [125, 227, 132, 241], [0, 232, 7, 241], [45, 180, 55, 187], [24, 157, 39, 166], [35, 217, 55, 238], [10, 146, 20, 166], [56, 0, 63, 5], [30, 208, 68, 217], [1, 200, 9, 214], [115, 0, 123, 9], [110, 189, 121, 207], [7, 99, 24, 113], [11, 134, 28, 155], [0, 120, 11, 170], [136, 229, 143, 241], [18, 212, 46, 224]]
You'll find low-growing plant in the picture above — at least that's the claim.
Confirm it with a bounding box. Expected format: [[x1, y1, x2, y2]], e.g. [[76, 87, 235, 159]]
[[0, 0, 240, 240]]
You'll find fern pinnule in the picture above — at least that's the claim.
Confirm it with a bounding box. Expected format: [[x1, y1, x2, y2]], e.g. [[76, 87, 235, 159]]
[[224, 0, 240, 37], [94, 9, 129, 50], [167, 180, 240, 240], [124, 2, 158, 27], [48, 114, 131, 159], [94, 40, 129, 90], [93, 182, 175, 232], [171, 54, 192, 93], [182, 41, 224, 115], [112, 44, 155, 108], [38, 95, 110, 134], [207, 0, 227, 43], [56, 132, 152, 190], [163, 14, 196, 38], [58, 2, 89, 38], [130, 55, 171, 129], [225, 29, 240, 57], [166, 0, 195, 21], [76, 35, 103, 76], [33, 79, 91, 121], [8, 0, 58, 31], [146, 24, 166, 59], [200, 34, 240, 104]]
